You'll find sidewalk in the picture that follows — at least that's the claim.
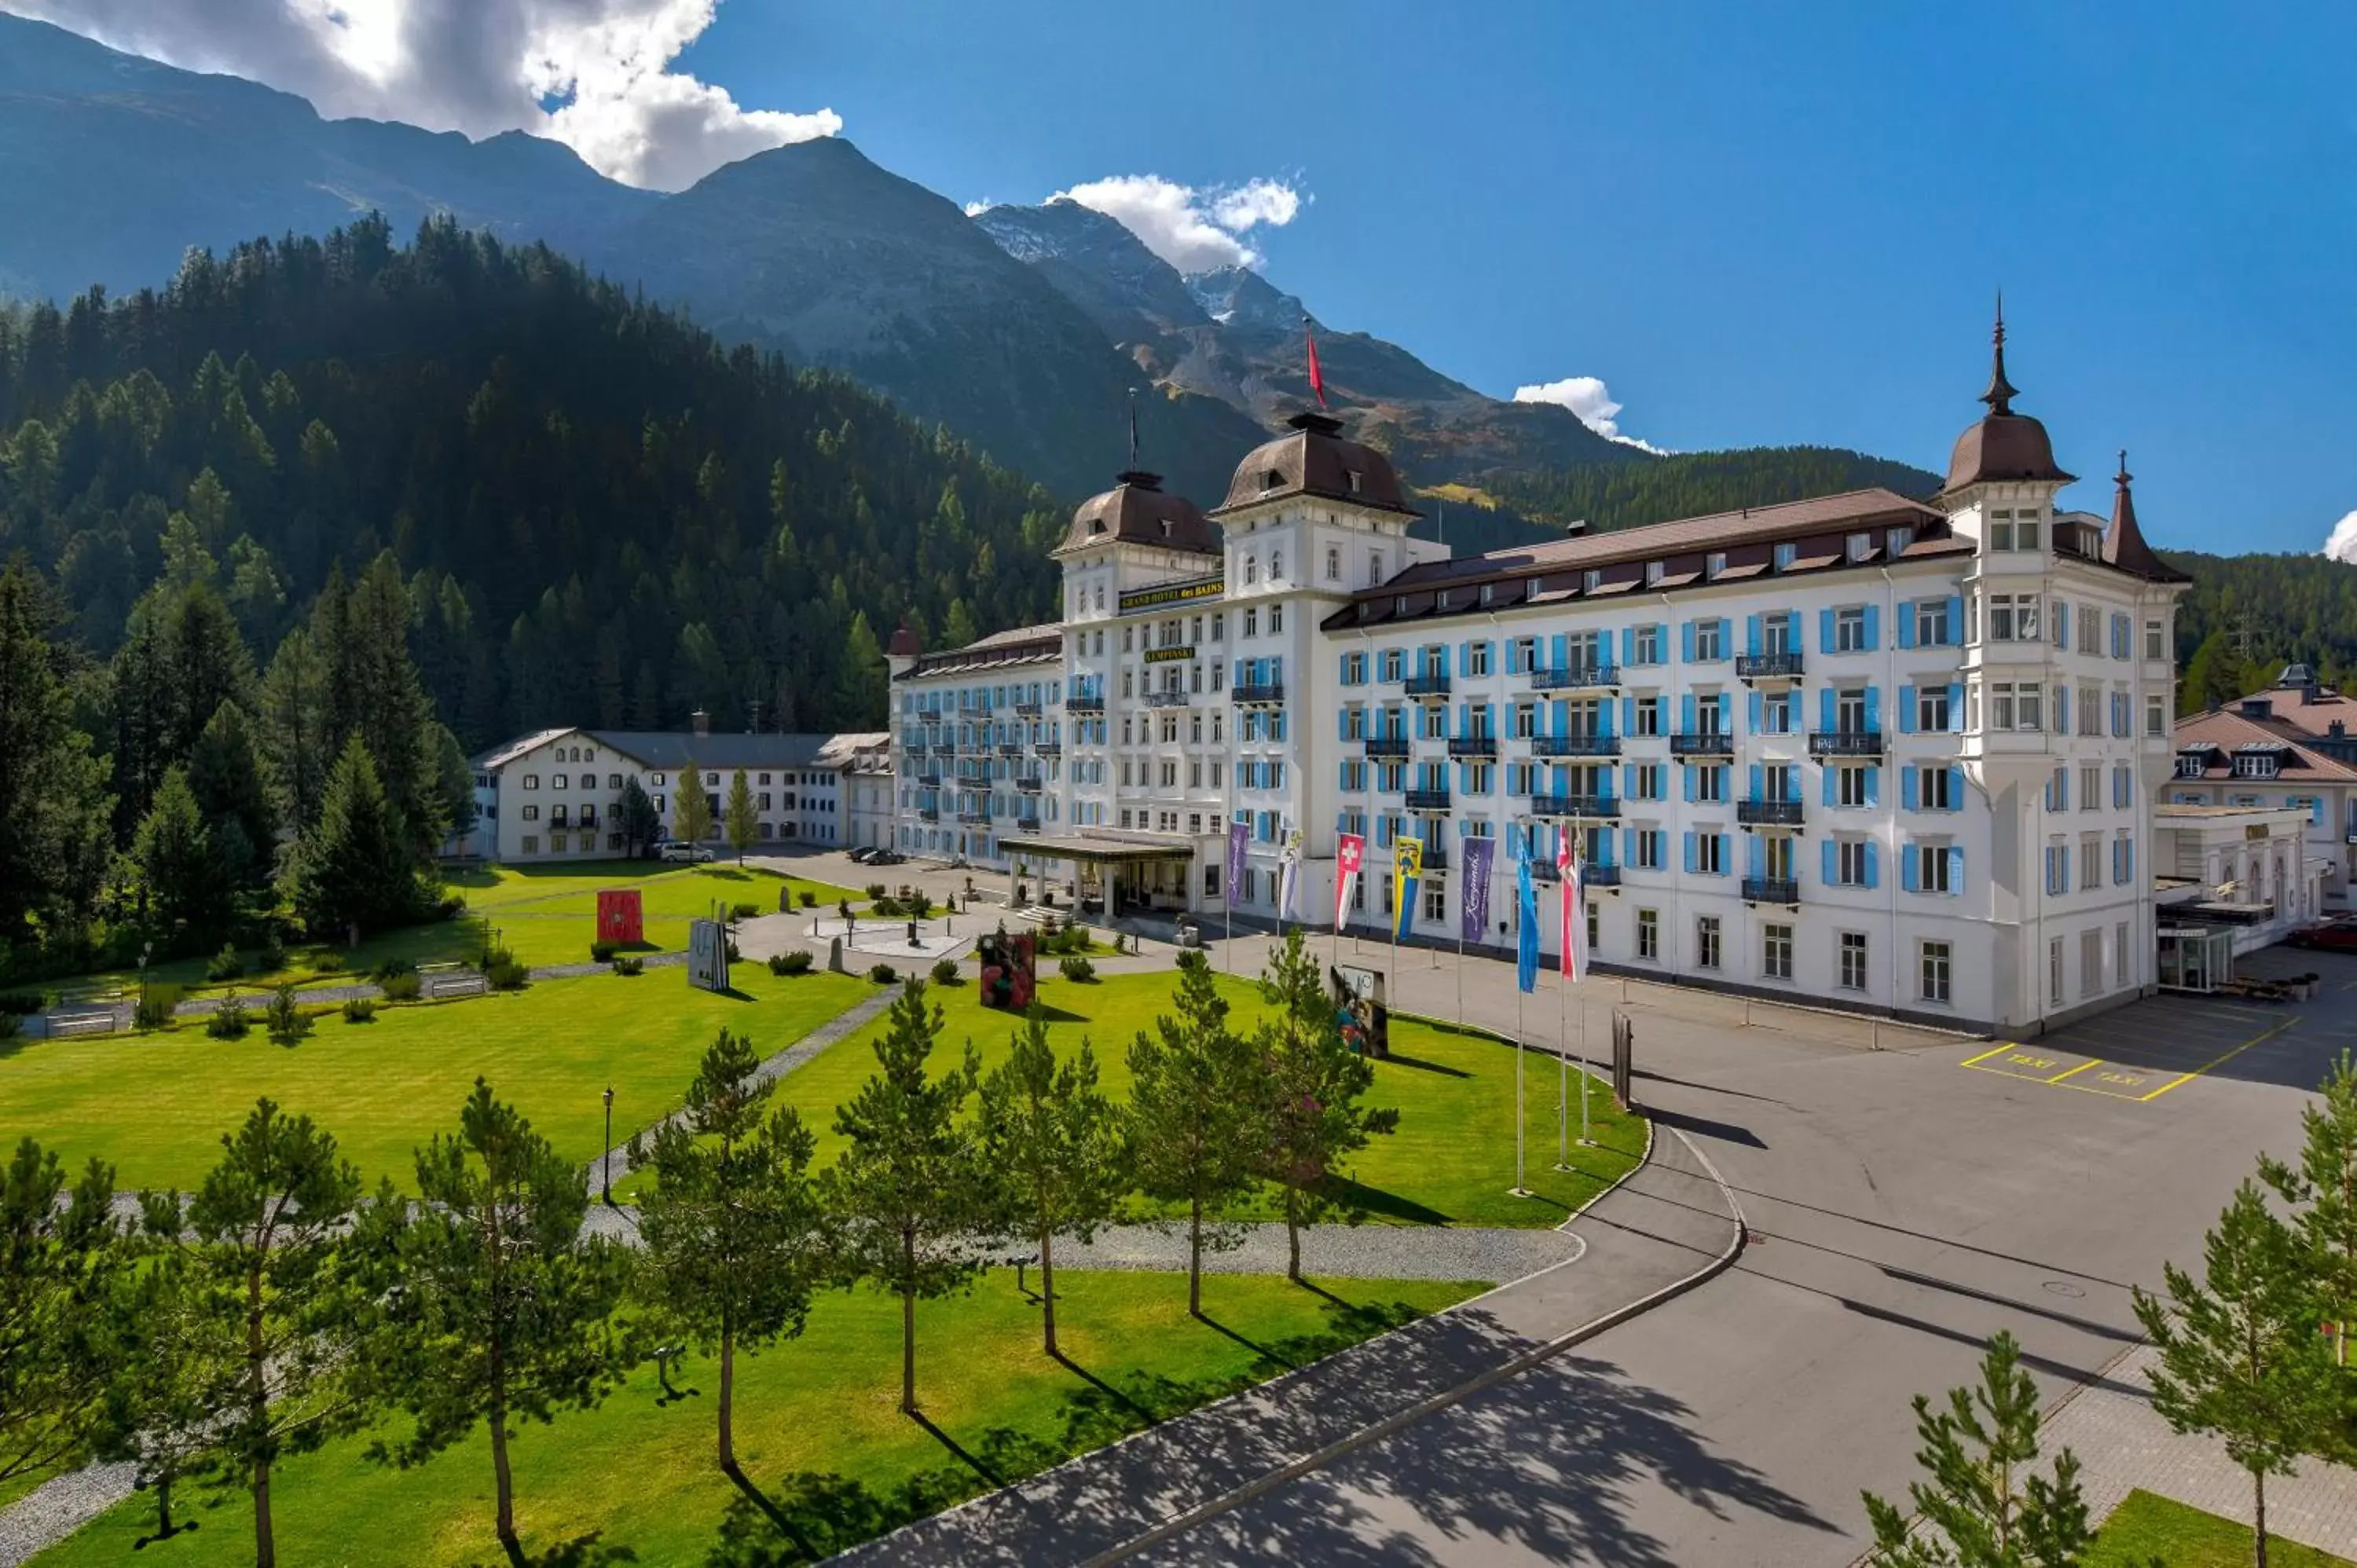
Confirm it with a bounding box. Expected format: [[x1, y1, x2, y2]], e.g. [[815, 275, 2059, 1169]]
[[837, 1125, 1743, 1568], [2047, 1343, 2357, 1558]]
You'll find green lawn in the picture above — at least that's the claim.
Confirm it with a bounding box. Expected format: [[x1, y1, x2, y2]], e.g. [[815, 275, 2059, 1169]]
[[2089, 1489, 2356, 1567], [32, 863, 863, 1002], [34, 1271, 1481, 1568], [698, 968, 1644, 1229], [0, 967, 867, 1192]]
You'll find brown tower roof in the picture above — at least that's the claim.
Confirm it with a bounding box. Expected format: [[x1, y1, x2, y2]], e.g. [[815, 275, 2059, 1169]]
[[2102, 450, 2190, 584], [886, 618, 922, 658], [1053, 471, 1218, 558], [1942, 300, 2075, 493], [1210, 411, 1420, 518]]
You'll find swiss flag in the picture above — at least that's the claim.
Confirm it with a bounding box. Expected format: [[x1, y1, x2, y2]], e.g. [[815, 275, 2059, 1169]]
[[1337, 834, 1364, 876]]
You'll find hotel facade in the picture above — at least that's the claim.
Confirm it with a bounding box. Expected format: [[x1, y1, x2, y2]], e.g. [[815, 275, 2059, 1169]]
[[887, 330, 2190, 1034]]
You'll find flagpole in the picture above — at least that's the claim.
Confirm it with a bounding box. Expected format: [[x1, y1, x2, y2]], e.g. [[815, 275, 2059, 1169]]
[[1512, 986, 1528, 1196], [1578, 992, 1594, 1148], [1553, 969, 1571, 1171]]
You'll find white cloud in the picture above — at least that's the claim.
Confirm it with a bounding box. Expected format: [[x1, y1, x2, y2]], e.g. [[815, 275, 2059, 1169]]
[[2322, 511, 2357, 562], [1512, 375, 1666, 454], [0, 0, 839, 191], [962, 199, 995, 218], [1052, 174, 1307, 273]]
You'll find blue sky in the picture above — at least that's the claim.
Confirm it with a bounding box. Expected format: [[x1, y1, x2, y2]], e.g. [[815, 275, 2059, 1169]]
[[682, 0, 2355, 555]]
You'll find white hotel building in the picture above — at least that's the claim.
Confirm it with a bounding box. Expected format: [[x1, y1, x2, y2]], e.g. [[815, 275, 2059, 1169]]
[[887, 329, 2190, 1033]]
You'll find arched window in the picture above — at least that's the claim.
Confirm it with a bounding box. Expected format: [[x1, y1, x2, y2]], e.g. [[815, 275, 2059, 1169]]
[[1270, 549, 1284, 579], [1244, 555, 1259, 585]]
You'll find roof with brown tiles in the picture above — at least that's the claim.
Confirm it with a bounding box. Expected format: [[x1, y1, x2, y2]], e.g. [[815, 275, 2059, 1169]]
[[2172, 706, 2357, 783]]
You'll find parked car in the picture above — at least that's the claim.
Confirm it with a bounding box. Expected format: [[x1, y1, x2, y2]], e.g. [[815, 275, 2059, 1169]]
[[2289, 919, 2357, 952], [658, 841, 716, 864], [849, 846, 878, 863], [869, 848, 905, 866]]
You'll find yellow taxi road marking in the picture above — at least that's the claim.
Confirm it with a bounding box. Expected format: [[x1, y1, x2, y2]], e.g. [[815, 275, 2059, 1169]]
[[1959, 1042, 2018, 1068], [2140, 1018, 2300, 1103], [2045, 1060, 2102, 1086]]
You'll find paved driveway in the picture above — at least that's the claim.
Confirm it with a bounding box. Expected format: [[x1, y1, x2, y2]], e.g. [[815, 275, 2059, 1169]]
[[1101, 937, 2351, 1567]]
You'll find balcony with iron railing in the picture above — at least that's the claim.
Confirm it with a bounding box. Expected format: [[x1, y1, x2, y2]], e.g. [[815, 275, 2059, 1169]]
[[918, 807, 940, 822], [958, 808, 992, 825], [1405, 788, 1453, 814], [1017, 816, 1042, 833], [1363, 735, 1412, 758], [1032, 740, 1061, 757], [1670, 731, 1736, 757], [1527, 665, 1620, 691], [1015, 775, 1043, 793], [1146, 691, 1192, 708], [1742, 877, 1802, 905], [1583, 864, 1622, 888], [1736, 650, 1805, 682], [1014, 700, 1043, 717], [1231, 683, 1285, 705], [1404, 672, 1452, 699], [916, 771, 942, 789], [1808, 729, 1884, 758], [1736, 798, 1806, 828], [997, 742, 1025, 757], [1067, 693, 1105, 713], [1447, 735, 1499, 759], [1409, 839, 1448, 870], [1529, 793, 1621, 819], [1531, 733, 1620, 757]]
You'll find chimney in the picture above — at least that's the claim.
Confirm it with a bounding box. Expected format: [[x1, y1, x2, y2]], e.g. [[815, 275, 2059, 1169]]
[[691, 708, 710, 738], [2333, 720, 2347, 740]]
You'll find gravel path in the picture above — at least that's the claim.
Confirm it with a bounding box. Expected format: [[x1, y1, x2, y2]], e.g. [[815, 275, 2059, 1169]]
[[0, 1462, 136, 1568]]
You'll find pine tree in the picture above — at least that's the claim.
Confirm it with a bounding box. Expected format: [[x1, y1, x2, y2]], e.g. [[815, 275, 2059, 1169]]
[[133, 765, 226, 936], [1127, 951, 1261, 1316], [2135, 1181, 2337, 1568], [1252, 929, 1399, 1281], [839, 611, 886, 725], [825, 981, 991, 1413], [617, 776, 661, 857], [0, 561, 113, 943], [256, 626, 331, 838], [362, 1080, 627, 1563], [161, 1100, 366, 1568], [0, 1138, 126, 1487], [977, 1009, 1124, 1357], [186, 698, 279, 889], [636, 1030, 830, 1473], [284, 736, 418, 939], [1860, 1331, 2092, 1567], [97, 1247, 234, 1545], [724, 768, 757, 864], [673, 758, 716, 846], [2260, 1050, 2357, 1458]]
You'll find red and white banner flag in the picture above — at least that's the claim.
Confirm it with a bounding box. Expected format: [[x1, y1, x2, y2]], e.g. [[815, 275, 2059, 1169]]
[[1305, 318, 1328, 408], [1335, 832, 1364, 934], [1557, 830, 1585, 983]]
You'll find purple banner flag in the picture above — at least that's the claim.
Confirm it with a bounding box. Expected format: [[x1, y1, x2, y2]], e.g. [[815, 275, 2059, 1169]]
[[1460, 836, 1495, 944], [1227, 819, 1250, 901]]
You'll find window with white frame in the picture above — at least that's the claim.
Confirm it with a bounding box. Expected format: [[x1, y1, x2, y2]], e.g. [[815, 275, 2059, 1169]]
[[2144, 619, 2165, 660], [1836, 838, 1870, 886], [1919, 765, 1957, 810], [1837, 766, 1869, 808], [1695, 832, 1726, 874], [2146, 695, 2167, 736], [1637, 908, 1659, 959], [1987, 593, 2040, 641], [2044, 842, 2071, 896], [1467, 642, 1491, 676], [1637, 828, 1664, 869], [1920, 940, 1952, 1003], [1838, 932, 1868, 991], [1695, 914, 1721, 969], [1634, 697, 1662, 735], [1915, 599, 1951, 646], [1917, 686, 1951, 731], [1762, 923, 1793, 981], [2079, 606, 2102, 651], [1921, 842, 1955, 894], [1633, 624, 1662, 665], [1695, 619, 1725, 660], [1835, 606, 1867, 652], [1990, 682, 2044, 731]]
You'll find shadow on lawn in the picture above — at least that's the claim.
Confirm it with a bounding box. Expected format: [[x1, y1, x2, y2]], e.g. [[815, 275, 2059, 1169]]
[[697, 1291, 1428, 1568]]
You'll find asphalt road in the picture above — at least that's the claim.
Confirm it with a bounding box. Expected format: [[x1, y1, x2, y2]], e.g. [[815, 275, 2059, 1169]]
[[1116, 943, 2347, 1567], [765, 848, 2347, 1566]]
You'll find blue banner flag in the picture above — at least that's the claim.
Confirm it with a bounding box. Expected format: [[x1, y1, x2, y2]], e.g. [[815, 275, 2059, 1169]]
[[1515, 837, 1539, 994]]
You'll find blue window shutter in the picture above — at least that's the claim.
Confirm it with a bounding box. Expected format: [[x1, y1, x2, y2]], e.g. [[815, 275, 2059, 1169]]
[[1621, 695, 1636, 733], [1337, 706, 1347, 740], [1822, 764, 1837, 808], [1748, 762, 1762, 800], [1947, 683, 1963, 730], [1948, 845, 1965, 894], [1863, 603, 1880, 651], [1618, 627, 1634, 666], [1681, 621, 1696, 663], [2055, 608, 2069, 650], [1748, 691, 1762, 733], [1863, 841, 1880, 890], [1717, 694, 1731, 730], [1682, 765, 1697, 803], [1624, 763, 1639, 798], [1898, 603, 1916, 650], [1681, 692, 1696, 732], [1945, 595, 1963, 644], [1746, 614, 1762, 655], [1596, 699, 1613, 737], [1622, 826, 1637, 864], [1821, 838, 1838, 885], [1747, 833, 1765, 879], [1897, 686, 1915, 734], [1864, 767, 1880, 808], [1902, 768, 1919, 811], [1902, 844, 1919, 892], [1819, 607, 1836, 654], [1820, 687, 1836, 732], [1864, 686, 1881, 733], [1552, 634, 1568, 670], [1682, 831, 1697, 874], [1552, 699, 1568, 735]]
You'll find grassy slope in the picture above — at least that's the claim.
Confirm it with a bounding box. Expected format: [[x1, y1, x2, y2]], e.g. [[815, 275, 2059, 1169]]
[[2089, 1489, 2356, 1568], [35, 1272, 1480, 1568], [724, 969, 1644, 1229], [0, 967, 867, 1192]]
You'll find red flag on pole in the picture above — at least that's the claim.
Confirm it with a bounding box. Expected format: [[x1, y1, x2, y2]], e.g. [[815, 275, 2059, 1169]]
[[1304, 318, 1327, 408]]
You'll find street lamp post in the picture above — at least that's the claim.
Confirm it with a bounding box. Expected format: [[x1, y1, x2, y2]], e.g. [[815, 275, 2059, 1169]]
[[601, 1086, 615, 1205], [137, 941, 153, 1024]]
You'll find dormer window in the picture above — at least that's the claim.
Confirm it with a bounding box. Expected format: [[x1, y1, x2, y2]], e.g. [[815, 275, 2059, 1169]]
[[1644, 561, 1664, 586], [1582, 570, 1600, 593], [1479, 583, 1494, 606], [1524, 577, 1541, 602], [1886, 526, 1915, 555], [1160, 519, 1172, 537], [1436, 590, 1452, 610], [1846, 532, 1871, 563], [1705, 551, 1726, 580], [1263, 469, 1285, 492], [1346, 470, 1363, 493], [1773, 542, 1798, 572]]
